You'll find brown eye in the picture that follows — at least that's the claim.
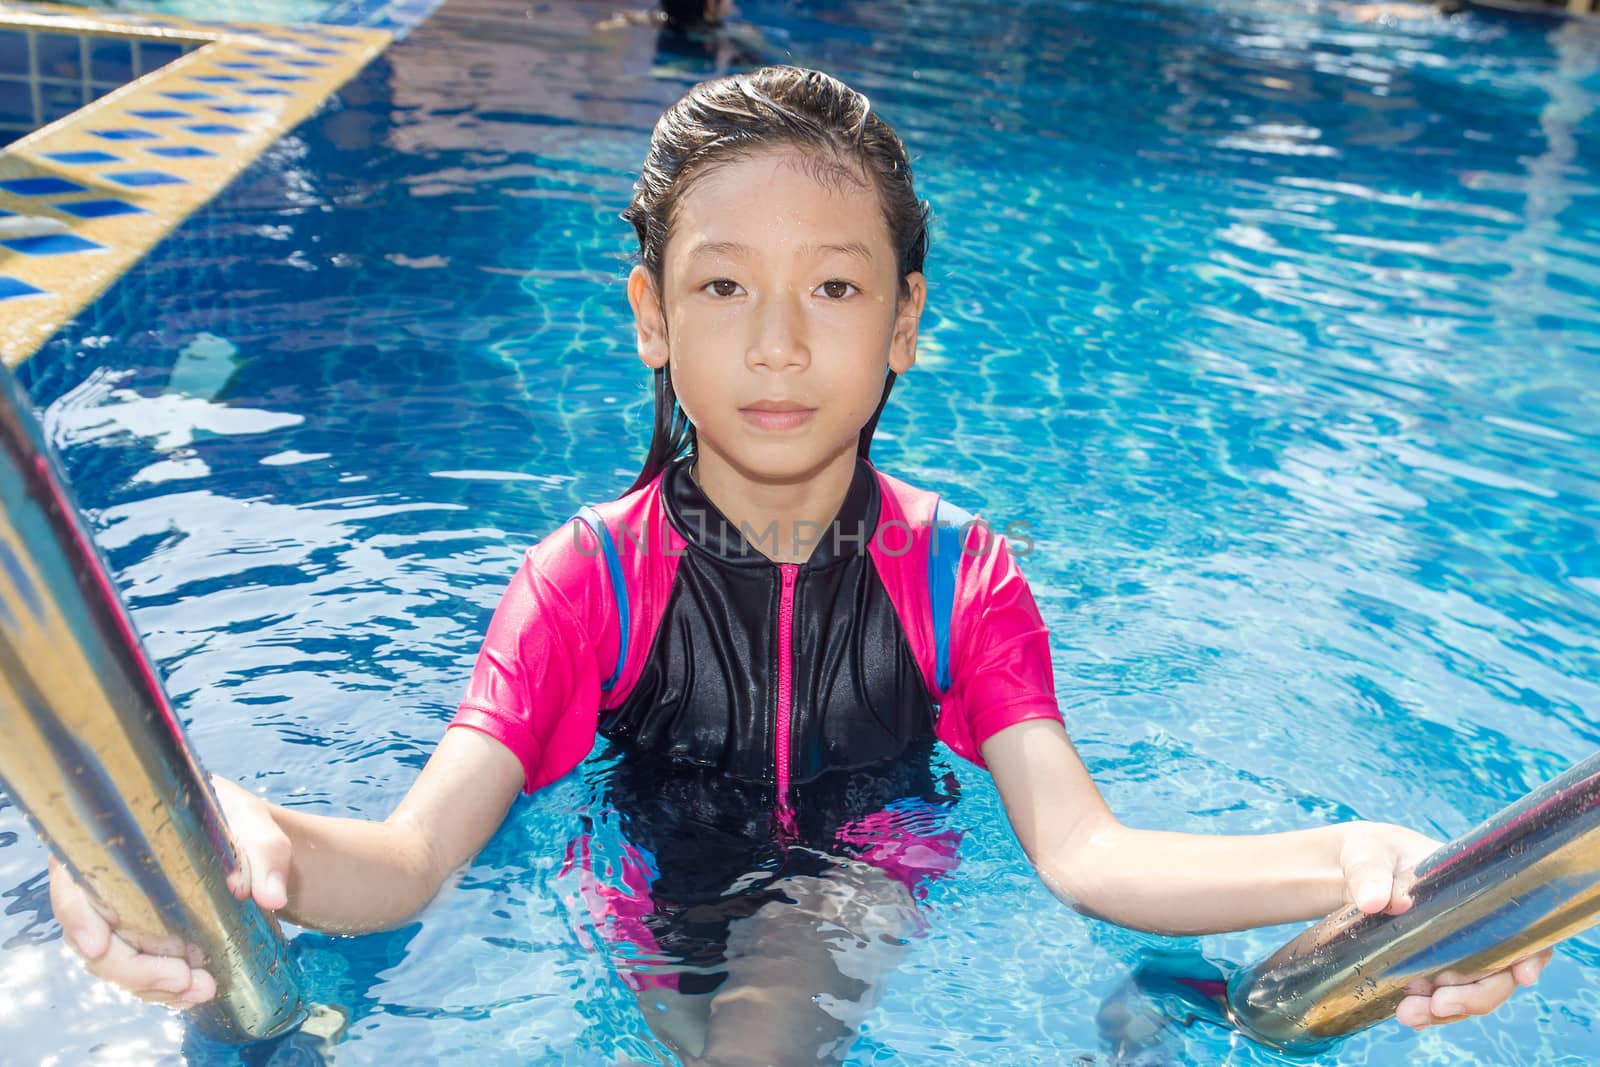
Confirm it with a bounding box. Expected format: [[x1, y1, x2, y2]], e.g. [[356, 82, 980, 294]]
[[819, 280, 855, 299], [707, 279, 740, 297]]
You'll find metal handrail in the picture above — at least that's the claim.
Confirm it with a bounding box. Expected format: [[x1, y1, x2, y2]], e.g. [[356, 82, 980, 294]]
[[1227, 751, 1600, 1052], [0, 361, 305, 1042]]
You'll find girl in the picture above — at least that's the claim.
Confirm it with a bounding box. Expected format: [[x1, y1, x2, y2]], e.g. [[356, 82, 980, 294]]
[[50, 65, 1548, 1065]]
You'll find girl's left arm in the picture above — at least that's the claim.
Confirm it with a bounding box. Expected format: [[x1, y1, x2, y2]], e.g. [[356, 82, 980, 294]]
[[980, 718, 1550, 1031]]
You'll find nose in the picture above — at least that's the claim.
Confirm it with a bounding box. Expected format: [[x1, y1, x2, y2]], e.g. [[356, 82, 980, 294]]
[[746, 286, 810, 373]]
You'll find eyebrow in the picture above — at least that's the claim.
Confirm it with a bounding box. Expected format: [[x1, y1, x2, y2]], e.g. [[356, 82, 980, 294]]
[[686, 240, 877, 265]]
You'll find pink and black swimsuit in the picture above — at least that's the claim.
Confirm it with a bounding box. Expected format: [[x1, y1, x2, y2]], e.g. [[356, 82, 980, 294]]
[[448, 455, 1061, 991]]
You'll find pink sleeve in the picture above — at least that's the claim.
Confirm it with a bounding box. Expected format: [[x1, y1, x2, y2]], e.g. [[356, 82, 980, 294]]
[[448, 524, 614, 794], [865, 469, 1062, 770], [934, 527, 1063, 767]]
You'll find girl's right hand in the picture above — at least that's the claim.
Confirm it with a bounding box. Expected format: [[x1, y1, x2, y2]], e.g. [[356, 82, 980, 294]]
[[47, 776, 292, 1008]]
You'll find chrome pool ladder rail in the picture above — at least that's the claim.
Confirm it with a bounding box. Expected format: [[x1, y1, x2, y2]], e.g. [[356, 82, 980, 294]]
[[0, 359, 305, 1042]]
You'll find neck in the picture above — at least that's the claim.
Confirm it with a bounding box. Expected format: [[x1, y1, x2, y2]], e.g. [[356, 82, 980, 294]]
[[690, 446, 859, 565]]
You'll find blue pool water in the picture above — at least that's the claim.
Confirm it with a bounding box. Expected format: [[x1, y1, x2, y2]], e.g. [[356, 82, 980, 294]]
[[3, 0, 1599, 1062]]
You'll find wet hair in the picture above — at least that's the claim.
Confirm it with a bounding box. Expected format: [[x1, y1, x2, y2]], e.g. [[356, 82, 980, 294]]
[[620, 65, 931, 495]]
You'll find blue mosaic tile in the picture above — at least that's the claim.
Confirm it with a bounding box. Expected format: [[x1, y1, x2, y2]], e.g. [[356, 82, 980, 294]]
[[283, 59, 328, 68], [190, 74, 243, 84], [106, 170, 185, 188], [90, 37, 134, 83], [41, 83, 86, 123], [160, 90, 217, 101], [262, 73, 310, 83], [137, 42, 187, 75], [127, 109, 190, 120], [210, 104, 266, 115], [303, 47, 343, 56], [90, 128, 160, 141], [147, 144, 216, 158], [185, 123, 246, 136], [55, 198, 147, 219], [35, 32, 82, 81], [0, 31, 28, 73], [242, 49, 282, 58], [241, 88, 293, 97], [217, 61, 265, 70], [1, 233, 105, 256], [0, 78, 30, 125], [0, 276, 48, 301], [42, 150, 121, 165], [0, 177, 87, 196]]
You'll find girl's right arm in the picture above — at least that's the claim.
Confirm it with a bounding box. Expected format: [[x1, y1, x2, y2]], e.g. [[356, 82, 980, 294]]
[[48, 726, 525, 1007], [981, 718, 1550, 1031]]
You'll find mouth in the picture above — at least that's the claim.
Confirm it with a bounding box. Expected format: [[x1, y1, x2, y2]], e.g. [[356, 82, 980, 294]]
[[740, 400, 816, 431]]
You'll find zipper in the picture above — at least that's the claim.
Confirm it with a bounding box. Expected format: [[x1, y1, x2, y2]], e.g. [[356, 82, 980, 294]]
[[774, 563, 799, 824]]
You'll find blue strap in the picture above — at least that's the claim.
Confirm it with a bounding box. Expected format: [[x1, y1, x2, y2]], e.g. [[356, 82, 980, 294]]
[[574, 506, 629, 691], [928, 496, 970, 694]]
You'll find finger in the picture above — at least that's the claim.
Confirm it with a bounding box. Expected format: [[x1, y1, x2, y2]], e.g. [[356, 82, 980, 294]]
[[49, 858, 218, 1006], [215, 782, 291, 912], [1386, 866, 1419, 915], [80, 929, 208, 1001], [130, 970, 217, 1009], [1430, 969, 1518, 1021], [134, 994, 192, 1009], [1374, 827, 1437, 915], [81, 931, 187, 994], [239, 815, 291, 912], [211, 778, 256, 903], [175, 968, 217, 1005], [225, 846, 252, 903], [1511, 949, 1554, 987], [1341, 855, 1396, 914], [48, 857, 112, 961], [68, 915, 110, 963], [1395, 993, 1437, 1031], [252, 849, 290, 913], [137, 994, 203, 1010]]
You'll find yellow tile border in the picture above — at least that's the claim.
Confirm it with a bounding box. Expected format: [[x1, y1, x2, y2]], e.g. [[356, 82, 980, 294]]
[[1, 3, 390, 366]]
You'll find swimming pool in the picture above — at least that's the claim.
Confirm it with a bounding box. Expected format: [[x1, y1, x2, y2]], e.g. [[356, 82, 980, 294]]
[[1, 0, 1598, 1061]]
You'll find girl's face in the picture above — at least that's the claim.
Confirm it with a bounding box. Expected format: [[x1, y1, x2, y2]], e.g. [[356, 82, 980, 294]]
[[627, 147, 925, 485]]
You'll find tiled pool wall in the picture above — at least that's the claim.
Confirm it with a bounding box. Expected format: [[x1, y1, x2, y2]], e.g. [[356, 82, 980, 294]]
[[0, 25, 197, 147], [0, 7, 389, 366]]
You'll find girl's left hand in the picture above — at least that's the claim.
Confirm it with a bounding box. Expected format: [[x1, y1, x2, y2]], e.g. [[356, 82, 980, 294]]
[[1339, 821, 1553, 1032]]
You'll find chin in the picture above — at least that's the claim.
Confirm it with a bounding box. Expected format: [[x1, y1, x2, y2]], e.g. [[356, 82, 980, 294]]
[[723, 437, 855, 483]]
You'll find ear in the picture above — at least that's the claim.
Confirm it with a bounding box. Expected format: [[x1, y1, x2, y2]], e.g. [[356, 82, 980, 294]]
[[627, 265, 670, 369], [888, 272, 925, 375]]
